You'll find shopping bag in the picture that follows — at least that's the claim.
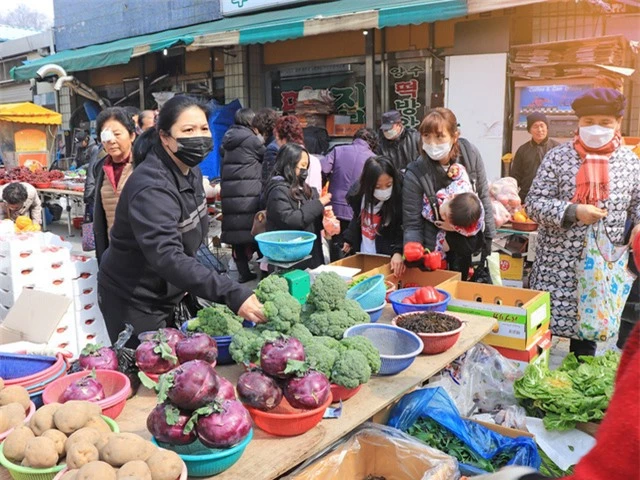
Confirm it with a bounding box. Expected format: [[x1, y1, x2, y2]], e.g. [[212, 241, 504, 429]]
[[576, 222, 636, 341], [172, 293, 205, 329]]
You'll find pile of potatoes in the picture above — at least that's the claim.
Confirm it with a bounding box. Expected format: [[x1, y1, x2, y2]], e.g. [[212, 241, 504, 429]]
[[3, 399, 183, 480], [0, 379, 31, 433]]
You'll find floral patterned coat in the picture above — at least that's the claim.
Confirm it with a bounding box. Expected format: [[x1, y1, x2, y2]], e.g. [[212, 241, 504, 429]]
[[526, 142, 640, 339]]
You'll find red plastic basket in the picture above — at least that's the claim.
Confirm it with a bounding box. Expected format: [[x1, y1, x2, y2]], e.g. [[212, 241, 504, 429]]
[[392, 313, 464, 355], [329, 383, 361, 402], [245, 394, 332, 437], [42, 370, 131, 419]]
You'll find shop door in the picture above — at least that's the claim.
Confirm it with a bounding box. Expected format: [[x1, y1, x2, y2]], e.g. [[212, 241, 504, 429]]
[[444, 53, 507, 182]]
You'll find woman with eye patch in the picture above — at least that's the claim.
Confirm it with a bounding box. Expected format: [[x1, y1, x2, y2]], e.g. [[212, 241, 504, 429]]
[[91, 107, 137, 261]]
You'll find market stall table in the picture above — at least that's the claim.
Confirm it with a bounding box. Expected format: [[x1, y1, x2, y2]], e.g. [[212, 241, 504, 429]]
[[92, 309, 494, 480], [36, 188, 84, 237]]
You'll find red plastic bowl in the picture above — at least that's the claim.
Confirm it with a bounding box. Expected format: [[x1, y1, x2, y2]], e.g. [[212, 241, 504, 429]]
[[33, 182, 52, 189], [42, 370, 131, 419], [392, 312, 465, 355], [330, 383, 361, 402], [0, 401, 36, 441], [5, 353, 68, 387], [245, 394, 332, 437]]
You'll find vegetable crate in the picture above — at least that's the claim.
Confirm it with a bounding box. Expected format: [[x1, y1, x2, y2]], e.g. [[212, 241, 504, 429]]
[[330, 254, 391, 280], [438, 281, 550, 350], [489, 329, 552, 373], [499, 253, 525, 281]]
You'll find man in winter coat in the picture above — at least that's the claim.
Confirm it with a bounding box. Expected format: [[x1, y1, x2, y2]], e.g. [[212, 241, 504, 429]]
[[221, 108, 265, 283], [74, 131, 100, 169], [510, 113, 560, 202], [379, 110, 421, 172]]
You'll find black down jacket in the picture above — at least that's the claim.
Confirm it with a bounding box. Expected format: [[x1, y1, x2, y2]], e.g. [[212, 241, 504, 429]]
[[220, 125, 265, 245]]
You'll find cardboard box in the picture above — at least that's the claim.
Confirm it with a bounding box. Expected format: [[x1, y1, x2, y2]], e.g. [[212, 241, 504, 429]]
[[389, 267, 462, 289], [499, 253, 525, 281], [491, 330, 552, 372], [0, 289, 72, 345], [330, 254, 391, 278], [439, 281, 550, 350]]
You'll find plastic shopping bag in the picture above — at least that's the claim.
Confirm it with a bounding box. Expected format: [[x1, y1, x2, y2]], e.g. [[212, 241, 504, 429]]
[[576, 221, 636, 341], [387, 387, 540, 475], [285, 422, 459, 480]]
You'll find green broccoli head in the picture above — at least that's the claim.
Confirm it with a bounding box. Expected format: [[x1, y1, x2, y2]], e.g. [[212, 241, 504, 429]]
[[303, 339, 339, 379], [229, 328, 262, 364], [262, 291, 302, 334], [301, 310, 355, 340], [331, 349, 372, 388], [337, 298, 369, 325], [188, 305, 244, 336], [313, 336, 345, 353], [289, 323, 314, 344], [307, 272, 348, 311], [340, 336, 381, 374], [255, 275, 289, 303]]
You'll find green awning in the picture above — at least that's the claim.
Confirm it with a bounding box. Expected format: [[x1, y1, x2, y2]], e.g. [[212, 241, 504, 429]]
[[12, 0, 467, 81]]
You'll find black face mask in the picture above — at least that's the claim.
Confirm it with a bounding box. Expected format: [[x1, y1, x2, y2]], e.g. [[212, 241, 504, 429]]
[[297, 168, 309, 183], [173, 136, 213, 167]]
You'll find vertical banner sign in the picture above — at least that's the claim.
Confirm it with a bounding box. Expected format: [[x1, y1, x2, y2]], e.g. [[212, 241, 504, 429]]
[[389, 63, 426, 129]]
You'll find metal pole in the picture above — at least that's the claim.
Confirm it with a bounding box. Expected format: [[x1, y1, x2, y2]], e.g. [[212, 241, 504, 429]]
[[139, 57, 145, 110], [365, 29, 376, 128]]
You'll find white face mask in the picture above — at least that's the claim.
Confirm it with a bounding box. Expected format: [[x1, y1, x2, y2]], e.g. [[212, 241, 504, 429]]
[[373, 187, 393, 202], [423, 142, 452, 161], [383, 126, 401, 140], [579, 125, 615, 149]]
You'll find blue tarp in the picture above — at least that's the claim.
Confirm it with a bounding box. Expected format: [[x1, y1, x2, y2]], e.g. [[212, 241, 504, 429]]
[[199, 99, 241, 179]]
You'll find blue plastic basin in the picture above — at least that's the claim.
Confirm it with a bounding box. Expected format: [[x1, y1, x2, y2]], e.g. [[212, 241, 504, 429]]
[[346, 274, 386, 310], [0, 353, 57, 380], [343, 323, 423, 375], [255, 230, 316, 262]]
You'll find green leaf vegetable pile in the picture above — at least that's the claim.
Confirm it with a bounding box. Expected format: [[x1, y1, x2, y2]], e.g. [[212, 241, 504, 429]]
[[229, 273, 376, 389], [514, 351, 620, 430], [408, 417, 514, 472]]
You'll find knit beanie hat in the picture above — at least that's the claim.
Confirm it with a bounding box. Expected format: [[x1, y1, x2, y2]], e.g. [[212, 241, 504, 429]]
[[526, 112, 548, 132]]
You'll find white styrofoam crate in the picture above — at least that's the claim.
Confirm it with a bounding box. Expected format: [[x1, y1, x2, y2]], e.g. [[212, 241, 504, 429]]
[[75, 303, 101, 324], [0, 288, 19, 310], [0, 234, 42, 256], [35, 275, 74, 298], [47, 307, 79, 357], [0, 269, 40, 293], [0, 250, 41, 275], [76, 309, 111, 348], [70, 256, 99, 279], [73, 290, 98, 312], [0, 303, 9, 321], [72, 274, 97, 297]]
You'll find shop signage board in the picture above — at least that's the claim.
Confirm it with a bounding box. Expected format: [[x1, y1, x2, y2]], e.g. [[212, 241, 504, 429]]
[[221, 0, 307, 16], [388, 62, 427, 129], [280, 83, 367, 124]]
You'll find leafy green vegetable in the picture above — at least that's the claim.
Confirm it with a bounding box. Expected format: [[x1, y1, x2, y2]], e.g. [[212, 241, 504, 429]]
[[407, 417, 516, 472], [537, 446, 575, 477], [514, 351, 620, 430], [187, 304, 244, 337]]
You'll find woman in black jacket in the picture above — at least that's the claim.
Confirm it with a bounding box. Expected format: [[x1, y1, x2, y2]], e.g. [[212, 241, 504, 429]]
[[342, 156, 405, 277], [264, 143, 332, 269], [98, 96, 265, 346], [221, 108, 265, 283], [403, 107, 496, 280]]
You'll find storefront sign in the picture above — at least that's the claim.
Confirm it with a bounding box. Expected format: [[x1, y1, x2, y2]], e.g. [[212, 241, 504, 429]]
[[221, 0, 307, 16], [280, 83, 366, 124], [389, 63, 426, 129]]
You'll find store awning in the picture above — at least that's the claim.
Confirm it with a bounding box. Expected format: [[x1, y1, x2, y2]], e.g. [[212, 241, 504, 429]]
[[12, 0, 466, 81], [0, 102, 62, 125]]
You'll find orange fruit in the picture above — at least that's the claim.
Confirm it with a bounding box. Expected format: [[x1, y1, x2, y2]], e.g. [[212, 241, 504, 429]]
[[513, 211, 527, 223], [15, 216, 32, 230]]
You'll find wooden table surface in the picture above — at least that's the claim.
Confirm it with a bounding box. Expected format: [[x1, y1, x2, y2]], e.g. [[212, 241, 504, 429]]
[[36, 188, 84, 197], [0, 308, 496, 480]]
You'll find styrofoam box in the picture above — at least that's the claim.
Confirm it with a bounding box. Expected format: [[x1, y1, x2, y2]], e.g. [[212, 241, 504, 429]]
[[0, 234, 42, 256], [72, 274, 97, 297], [47, 308, 79, 357], [0, 303, 10, 321], [70, 256, 99, 279], [73, 290, 98, 312], [0, 288, 20, 310], [0, 250, 42, 275], [0, 269, 40, 293], [76, 303, 101, 324], [76, 310, 111, 348], [35, 275, 74, 298]]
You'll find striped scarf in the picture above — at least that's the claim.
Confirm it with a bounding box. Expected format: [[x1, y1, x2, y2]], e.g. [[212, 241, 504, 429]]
[[572, 131, 620, 206]]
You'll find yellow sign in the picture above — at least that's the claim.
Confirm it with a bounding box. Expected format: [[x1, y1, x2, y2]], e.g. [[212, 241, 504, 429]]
[[14, 128, 47, 152]]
